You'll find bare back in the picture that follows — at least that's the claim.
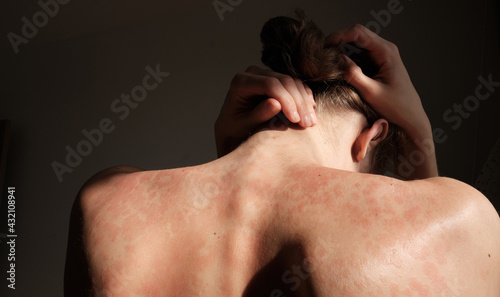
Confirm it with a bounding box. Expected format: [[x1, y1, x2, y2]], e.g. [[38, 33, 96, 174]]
[[72, 158, 500, 297]]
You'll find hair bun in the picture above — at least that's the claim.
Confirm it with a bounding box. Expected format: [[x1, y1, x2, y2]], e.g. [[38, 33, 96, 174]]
[[260, 11, 343, 82]]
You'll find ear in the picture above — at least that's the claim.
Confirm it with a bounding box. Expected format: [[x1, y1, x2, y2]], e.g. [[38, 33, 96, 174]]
[[352, 119, 389, 163]]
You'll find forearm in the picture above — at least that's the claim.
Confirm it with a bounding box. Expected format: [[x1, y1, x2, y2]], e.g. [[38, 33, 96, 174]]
[[397, 117, 438, 180]]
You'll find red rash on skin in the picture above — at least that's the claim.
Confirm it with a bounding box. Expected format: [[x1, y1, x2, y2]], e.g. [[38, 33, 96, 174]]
[[409, 277, 431, 297], [404, 206, 422, 227], [432, 239, 449, 266], [390, 282, 403, 296], [344, 202, 373, 228], [423, 262, 449, 295], [79, 161, 500, 296]]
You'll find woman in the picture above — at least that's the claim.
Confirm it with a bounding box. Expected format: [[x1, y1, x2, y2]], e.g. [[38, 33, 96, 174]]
[[65, 13, 500, 296]]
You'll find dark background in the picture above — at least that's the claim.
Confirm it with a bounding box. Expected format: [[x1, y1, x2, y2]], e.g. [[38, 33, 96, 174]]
[[0, 0, 499, 295]]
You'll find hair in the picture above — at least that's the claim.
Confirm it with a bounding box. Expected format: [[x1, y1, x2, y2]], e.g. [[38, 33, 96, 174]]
[[260, 11, 406, 174]]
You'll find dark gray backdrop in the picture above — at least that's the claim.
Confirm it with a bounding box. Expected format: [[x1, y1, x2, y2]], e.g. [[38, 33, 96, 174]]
[[1, 0, 499, 296]]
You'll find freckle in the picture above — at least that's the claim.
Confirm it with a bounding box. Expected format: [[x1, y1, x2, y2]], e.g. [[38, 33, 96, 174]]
[[488, 254, 491, 257]]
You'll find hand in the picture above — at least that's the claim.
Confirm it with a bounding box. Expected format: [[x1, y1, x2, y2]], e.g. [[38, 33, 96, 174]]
[[215, 65, 316, 157], [326, 24, 430, 140], [325, 25, 437, 178]]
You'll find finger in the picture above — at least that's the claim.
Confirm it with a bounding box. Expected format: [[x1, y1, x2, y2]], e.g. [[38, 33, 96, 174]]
[[325, 24, 396, 67], [231, 72, 300, 123], [246, 98, 282, 126], [342, 54, 383, 104], [325, 24, 379, 50], [295, 80, 317, 126], [303, 82, 316, 107], [278, 76, 313, 127], [244, 67, 315, 127]]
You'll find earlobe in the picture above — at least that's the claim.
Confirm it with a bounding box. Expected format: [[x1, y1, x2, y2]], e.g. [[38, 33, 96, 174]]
[[352, 119, 389, 163]]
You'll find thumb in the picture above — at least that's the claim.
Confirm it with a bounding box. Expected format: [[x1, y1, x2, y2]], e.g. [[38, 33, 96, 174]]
[[342, 54, 381, 101]]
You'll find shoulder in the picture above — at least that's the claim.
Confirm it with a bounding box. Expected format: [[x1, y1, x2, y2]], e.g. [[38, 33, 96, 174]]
[[75, 165, 147, 241], [81, 165, 144, 191], [77, 164, 201, 225], [410, 177, 500, 289], [378, 175, 500, 292], [65, 165, 143, 296], [400, 176, 500, 232], [77, 165, 144, 211], [365, 174, 500, 254], [409, 176, 499, 219]]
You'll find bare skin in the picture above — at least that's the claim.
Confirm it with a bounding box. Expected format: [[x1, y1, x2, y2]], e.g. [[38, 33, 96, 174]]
[[67, 129, 500, 296], [65, 24, 500, 296]]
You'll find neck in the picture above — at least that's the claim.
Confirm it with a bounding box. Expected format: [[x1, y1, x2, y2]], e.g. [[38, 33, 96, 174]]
[[224, 123, 357, 173]]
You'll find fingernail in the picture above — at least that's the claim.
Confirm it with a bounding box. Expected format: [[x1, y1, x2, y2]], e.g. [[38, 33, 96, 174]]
[[292, 111, 300, 122], [303, 115, 312, 127]]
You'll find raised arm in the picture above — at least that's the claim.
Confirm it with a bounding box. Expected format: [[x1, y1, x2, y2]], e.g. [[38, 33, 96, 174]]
[[215, 25, 438, 179], [326, 24, 438, 179]]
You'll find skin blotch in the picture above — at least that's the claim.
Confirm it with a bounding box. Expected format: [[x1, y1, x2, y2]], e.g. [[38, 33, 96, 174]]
[[423, 262, 449, 295], [343, 202, 373, 228], [80, 160, 497, 295], [409, 278, 430, 297], [403, 206, 422, 226], [432, 238, 450, 265], [389, 282, 405, 297]]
